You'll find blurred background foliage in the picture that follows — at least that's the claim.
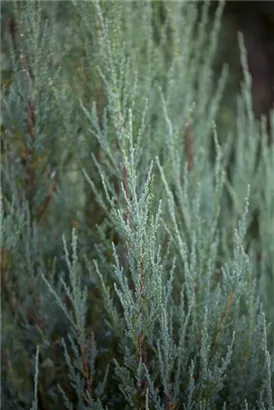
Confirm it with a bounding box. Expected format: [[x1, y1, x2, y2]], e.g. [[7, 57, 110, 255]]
[[212, 1, 274, 140], [2, 1, 274, 157], [2, 1, 274, 143]]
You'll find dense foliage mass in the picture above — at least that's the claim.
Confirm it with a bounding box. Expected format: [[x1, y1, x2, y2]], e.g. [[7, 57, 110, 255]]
[[1, 1, 273, 409]]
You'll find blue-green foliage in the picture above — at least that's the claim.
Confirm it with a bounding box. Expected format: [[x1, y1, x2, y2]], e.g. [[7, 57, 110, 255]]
[[1, 1, 273, 409]]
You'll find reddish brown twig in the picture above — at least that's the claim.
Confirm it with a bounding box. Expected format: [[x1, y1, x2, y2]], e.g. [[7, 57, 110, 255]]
[[213, 292, 234, 348], [77, 328, 93, 394], [37, 176, 58, 222]]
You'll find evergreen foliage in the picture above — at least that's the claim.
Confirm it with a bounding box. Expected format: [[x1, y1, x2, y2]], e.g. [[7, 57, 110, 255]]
[[1, 1, 273, 409]]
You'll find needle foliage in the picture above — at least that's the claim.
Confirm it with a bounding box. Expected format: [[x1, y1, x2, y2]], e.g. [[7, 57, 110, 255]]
[[1, 1, 273, 409]]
